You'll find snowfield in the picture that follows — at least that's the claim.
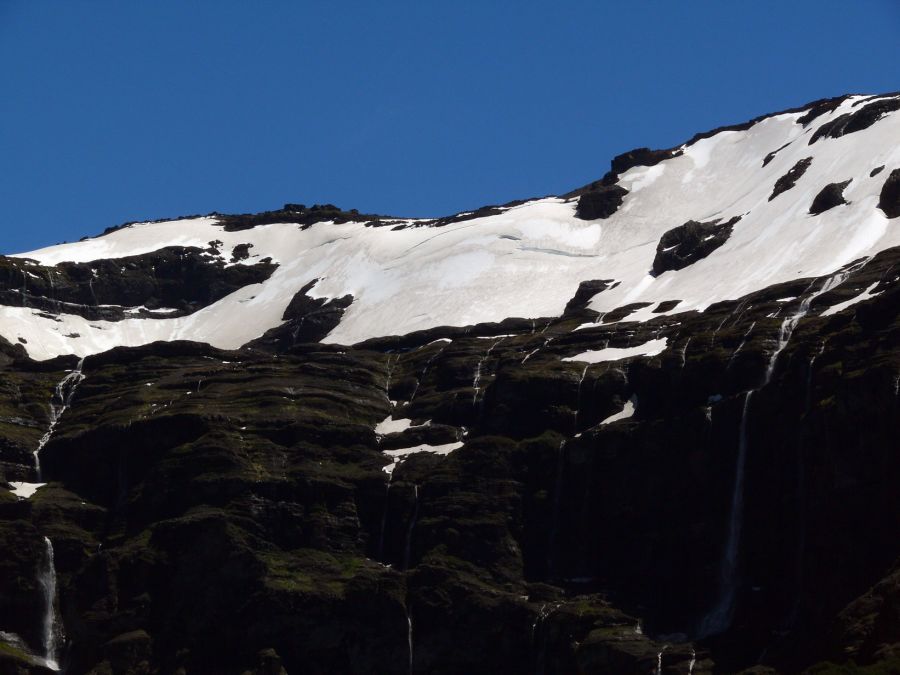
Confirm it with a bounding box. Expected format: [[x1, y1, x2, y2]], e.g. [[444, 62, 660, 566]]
[[4, 94, 900, 360]]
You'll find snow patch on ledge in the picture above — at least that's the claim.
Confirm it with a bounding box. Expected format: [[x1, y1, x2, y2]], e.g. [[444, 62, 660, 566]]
[[600, 396, 637, 425], [562, 338, 668, 364], [9, 482, 47, 499], [821, 283, 882, 316], [375, 416, 431, 435]]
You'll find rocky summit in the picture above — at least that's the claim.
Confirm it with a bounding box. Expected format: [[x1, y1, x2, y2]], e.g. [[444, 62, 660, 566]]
[[0, 93, 899, 675]]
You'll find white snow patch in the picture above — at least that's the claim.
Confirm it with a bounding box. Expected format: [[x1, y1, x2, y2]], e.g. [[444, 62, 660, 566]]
[[4, 98, 899, 360], [9, 482, 47, 499], [375, 416, 431, 435], [821, 282, 882, 316], [562, 338, 668, 364], [600, 396, 636, 425], [375, 416, 413, 435]]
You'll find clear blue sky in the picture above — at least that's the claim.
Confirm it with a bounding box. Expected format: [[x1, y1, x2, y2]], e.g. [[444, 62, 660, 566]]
[[1, 0, 898, 254]]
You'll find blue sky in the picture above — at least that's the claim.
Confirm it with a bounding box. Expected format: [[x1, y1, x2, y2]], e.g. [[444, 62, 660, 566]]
[[1, 0, 898, 254]]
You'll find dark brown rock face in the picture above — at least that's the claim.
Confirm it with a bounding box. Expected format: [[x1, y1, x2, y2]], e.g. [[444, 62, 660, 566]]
[[809, 97, 900, 144], [0, 247, 277, 321], [575, 185, 629, 220], [651, 216, 741, 276], [770, 158, 813, 201], [809, 180, 852, 215], [878, 169, 900, 219]]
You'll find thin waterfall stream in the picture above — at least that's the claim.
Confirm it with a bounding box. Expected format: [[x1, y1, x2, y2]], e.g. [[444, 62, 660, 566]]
[[34, 358, 86, 480], [38, 536, 62, 671], [699, 264, 859, 637]]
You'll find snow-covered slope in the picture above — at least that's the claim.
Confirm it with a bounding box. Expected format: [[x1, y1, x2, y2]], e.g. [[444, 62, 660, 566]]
[[4, 93, 900, 360]]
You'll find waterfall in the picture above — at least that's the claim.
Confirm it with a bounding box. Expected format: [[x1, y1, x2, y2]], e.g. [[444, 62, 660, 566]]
[[763, 264, 860, 385], [533, 603, 559, 675], [408, 344, 447, 405], [34, 358, 86, 480], [290, 316, 306, 345], [655, 645, 668, 675], [402, 485, 419, 571], [698, 390, 753, 637], [472, 338, 505, 406], [21, 268, 29, 307], [47, 270, 59, 314], [384, 354, 399, 404], [546, 441, 566, 578], [709, 298, 749, 347], [726, 321, 756, 370], [699, 265, 860, 637], [37, 537, 62, 671], [679, 337, 692, 369], [787, 347, 823, 628], [407, 607, 414, 675], [688, 648, 696, 674], [573, 365, 590, 431], [376, 472, 395, 562]]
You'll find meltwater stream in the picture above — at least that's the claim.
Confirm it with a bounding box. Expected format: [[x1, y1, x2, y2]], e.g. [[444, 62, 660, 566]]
[[38, 537, 62, 670], [34, 358, 85, 480], [698, 264, 859, 637]]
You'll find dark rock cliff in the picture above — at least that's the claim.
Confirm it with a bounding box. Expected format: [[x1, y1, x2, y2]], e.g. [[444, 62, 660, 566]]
[[0, 243, 898, 674]]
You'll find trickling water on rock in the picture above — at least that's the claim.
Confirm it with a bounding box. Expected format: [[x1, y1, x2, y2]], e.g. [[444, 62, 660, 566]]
[[376, 471, 395, 562], [573, 365, 590, 431], [472, 338, 505, 406], [34, 358, 85, 480], [547, 441, 566, 579], [402, 485, 420, 571], [656, 645, 668, 675]]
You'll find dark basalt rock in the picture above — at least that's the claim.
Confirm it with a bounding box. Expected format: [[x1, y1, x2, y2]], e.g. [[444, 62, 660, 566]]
[[796, 96, 848, 127], [809, 180, 852, 215], [231, 242, 253, 262], [562, 95, 859, 203], [878, 169, 900, 219], [0, 243, 898, 673], [565, 150, 679, 200], [770, 158, 813, 201], [575, 184, 629, 220], [218, 203, 386, 232], [248, 280, 353, 350], [871, 165, 885, 177], [830, 559, 900, 665], [563, 279, 617, 316], [762, 142, 791, 167], [600, 301, 654, 323], [0, 247, 277, 322], [809, 97, 900, 144], [651, 216, 741, 276], [610, 147, 682, 176], [653, 299, 682, 313]]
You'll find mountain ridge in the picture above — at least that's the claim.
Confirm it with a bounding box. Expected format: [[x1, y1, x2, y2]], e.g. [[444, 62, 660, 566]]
[[0, 92, 898, 675]]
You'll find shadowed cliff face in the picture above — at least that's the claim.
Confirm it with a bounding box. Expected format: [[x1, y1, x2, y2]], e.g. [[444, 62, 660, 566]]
[[0, 245, 897, 675], [0, 247, 277, 322]]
